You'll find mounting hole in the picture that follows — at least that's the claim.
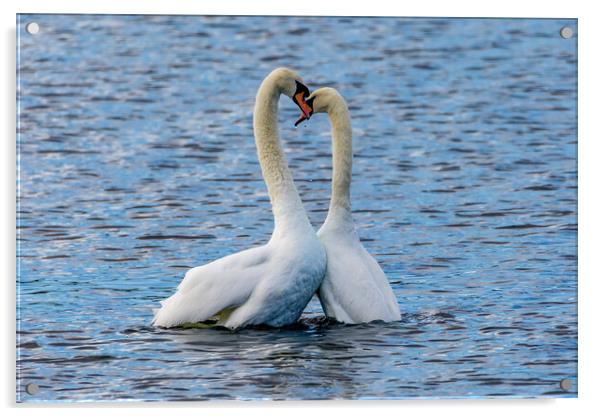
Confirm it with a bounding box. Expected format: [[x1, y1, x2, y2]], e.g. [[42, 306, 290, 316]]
[[559, 378, 572, 391], [26, 22, 40, 35], [559, 26, 573, 39], [25, 383, 39, 395]]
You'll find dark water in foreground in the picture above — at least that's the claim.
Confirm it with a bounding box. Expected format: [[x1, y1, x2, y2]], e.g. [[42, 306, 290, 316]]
[[17, 15, 577, 401]]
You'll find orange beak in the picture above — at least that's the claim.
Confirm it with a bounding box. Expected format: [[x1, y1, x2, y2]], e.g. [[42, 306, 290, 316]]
[[293, 92, 313, 126]]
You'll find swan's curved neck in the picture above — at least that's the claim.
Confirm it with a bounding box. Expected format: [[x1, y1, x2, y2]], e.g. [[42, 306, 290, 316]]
[[324, 102, 353, 227], [253, 76, 311, 236]]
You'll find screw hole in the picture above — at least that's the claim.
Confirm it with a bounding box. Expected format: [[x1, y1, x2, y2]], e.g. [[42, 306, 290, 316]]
[[26, 22, 40, 35], [25, 383, 39, 395], [560, 26, 573, 39], [559, 378, 572, 391]]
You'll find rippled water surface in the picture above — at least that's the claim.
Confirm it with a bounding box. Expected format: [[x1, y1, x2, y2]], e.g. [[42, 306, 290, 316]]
[[16, 15, 577, 401]]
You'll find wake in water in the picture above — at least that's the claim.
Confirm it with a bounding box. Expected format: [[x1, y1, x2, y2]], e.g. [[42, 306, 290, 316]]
[[135, 310, 458, 333]]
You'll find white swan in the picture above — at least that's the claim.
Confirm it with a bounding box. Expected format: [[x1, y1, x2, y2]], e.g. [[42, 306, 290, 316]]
[[304, 87, 401, 324], [152, 68, 326, 329]]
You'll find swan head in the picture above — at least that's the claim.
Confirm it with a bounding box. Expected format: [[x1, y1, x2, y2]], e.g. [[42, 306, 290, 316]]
[[304, 87, 347, 115], [268, 67, 313, 126]]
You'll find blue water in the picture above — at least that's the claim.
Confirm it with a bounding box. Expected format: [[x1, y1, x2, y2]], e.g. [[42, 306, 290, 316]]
[[16, 15, 577, 401]]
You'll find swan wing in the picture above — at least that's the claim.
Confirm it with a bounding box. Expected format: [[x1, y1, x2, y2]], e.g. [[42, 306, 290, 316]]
[[318, 231, 400, 323], [357, 243, 401, 319], [152, 245, 268, 327]]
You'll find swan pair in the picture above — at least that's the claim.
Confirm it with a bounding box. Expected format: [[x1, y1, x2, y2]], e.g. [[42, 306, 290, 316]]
[[152, 68, 401, 329]]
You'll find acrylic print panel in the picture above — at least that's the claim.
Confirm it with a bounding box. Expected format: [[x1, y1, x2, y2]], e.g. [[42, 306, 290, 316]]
[[16, 14, 577, 402]]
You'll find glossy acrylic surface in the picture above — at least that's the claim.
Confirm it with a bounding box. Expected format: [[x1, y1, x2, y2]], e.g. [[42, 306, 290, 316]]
[[17, 15, 577, 401]]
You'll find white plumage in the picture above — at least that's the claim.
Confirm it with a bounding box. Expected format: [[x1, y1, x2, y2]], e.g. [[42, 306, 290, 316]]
[[152, 68, 326, 329], [308, 87, 401, 323]]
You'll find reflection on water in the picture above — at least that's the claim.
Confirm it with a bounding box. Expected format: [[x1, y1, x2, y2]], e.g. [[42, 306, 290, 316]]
[[17, 15, 577, 401]]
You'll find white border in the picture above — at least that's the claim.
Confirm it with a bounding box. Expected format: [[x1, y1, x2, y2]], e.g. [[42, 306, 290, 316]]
[[3, 1, 601, 415], [2, 0, 585, 18]]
